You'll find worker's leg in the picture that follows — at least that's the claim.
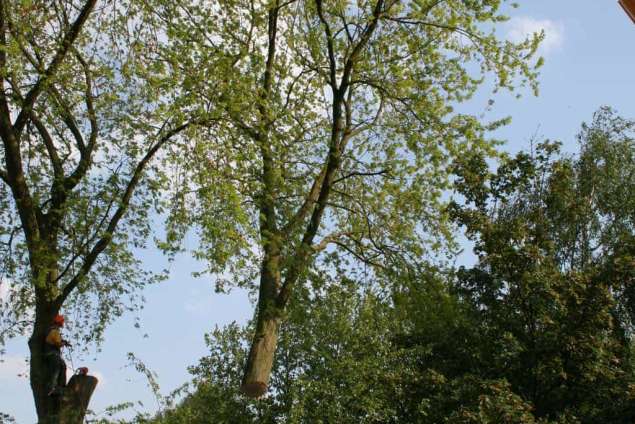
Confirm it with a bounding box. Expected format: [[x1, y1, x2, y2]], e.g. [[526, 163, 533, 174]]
[[47, 353, 66, 395], [57, 355, 67, 387], [47, 354, 60, 394]]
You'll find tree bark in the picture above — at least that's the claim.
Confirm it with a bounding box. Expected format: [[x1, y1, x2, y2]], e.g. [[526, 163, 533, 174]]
[[30, 336, 98, 424], [59, 374, 98, 424], [241, 251, 281, 398], [29, 298, 60, 423], [30, 327, 54, 422], [240, 315, 280, 398], [28, 295, 98, 423]]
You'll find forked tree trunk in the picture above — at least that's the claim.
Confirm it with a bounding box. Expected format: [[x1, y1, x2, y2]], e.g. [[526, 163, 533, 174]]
[[30, 330, 56, 422], [30, 348, 99, 424], [59, 374, 99, 424], [29, 302, 98, 423], [240, 315, 280, 398], [30, 303, 60, 423]]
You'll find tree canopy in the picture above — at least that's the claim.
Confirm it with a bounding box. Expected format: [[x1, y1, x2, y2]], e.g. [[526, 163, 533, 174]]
[[158, 0, 543, 395]]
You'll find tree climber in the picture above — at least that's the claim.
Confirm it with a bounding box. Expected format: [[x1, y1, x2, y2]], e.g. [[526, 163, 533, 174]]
[[45, 314, 71, 396]]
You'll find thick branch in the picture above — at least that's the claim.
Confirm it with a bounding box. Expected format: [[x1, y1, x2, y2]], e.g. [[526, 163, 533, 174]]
[[339, 0, 384, 94], [0, 138, 41, 257], [13, 0, 97, 134], [62, 49, 98, 192], [0, 113, 40, 255], [282, 166, 326, 234], [58, 122, 191, 303], [6, 12, 91, 165], [4, 74, 65, 181], [276, 125, 343, 308], [262, 3, 279, 104], [75, 50, 97, 146], [30, 112, 64, 177], [276, 1, 386, 308], [0, 0, 11, 128], [257, 2, 281, 243], [315, 0, 338, 90]]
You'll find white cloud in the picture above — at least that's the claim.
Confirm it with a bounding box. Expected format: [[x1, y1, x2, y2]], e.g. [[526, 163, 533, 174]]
[[0, 355, 28, 381], [506, 16, 565, 54]]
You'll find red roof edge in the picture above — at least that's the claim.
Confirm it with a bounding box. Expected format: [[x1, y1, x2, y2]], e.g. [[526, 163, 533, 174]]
[[620, 0, 635, 24]]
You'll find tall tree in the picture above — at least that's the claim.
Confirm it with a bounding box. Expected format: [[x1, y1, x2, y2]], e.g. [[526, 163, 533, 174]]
[[166, 0, 544, 396], [0, 0, 210, 421], [449, 108, 635, 422]]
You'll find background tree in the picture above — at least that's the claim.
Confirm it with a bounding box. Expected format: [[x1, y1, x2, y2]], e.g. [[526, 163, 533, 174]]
[[137, 108, 635, 424], [145, 264, 626, 423], [448, 107, 635, 422], [0, 0, 212, 421], [164, 0, 544, 397], [138, 272, 407, 424]]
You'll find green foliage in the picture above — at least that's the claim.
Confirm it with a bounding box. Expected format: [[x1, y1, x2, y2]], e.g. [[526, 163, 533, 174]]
[[138, 109, 635, 424], [448, 107, 635, 422], [146, 273, 404, 423], [143, 271, 588, 423], [0, 0, 209, 348], [0, 412, 16, 424], [145, 0, 548, 395], [154, 0, 546, 393], [5, 0, 632, 421], [158, 0, 544, 289]]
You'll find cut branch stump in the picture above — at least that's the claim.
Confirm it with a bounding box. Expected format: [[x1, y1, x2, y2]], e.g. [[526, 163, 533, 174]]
[[59, 374, 98, 424]]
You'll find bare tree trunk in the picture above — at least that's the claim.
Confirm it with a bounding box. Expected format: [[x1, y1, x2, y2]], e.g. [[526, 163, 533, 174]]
[[30, 336, 98, 424], [30, 333, 55, 422], [240, 315, 280, 398], [241, 250, 282, 398], [30, 300, 59, 423], [29, 293, 98, 423]]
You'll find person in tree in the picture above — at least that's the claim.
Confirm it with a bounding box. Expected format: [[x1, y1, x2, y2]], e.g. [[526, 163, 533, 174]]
[[45, 314, 71, 396]]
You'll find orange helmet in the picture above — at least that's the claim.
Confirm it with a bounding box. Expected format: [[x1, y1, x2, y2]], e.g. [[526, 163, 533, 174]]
[[52, 314, 65, 327]]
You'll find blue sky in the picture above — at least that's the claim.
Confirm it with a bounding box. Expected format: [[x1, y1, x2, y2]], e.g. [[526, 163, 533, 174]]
[[1, 1, 635, 422]]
